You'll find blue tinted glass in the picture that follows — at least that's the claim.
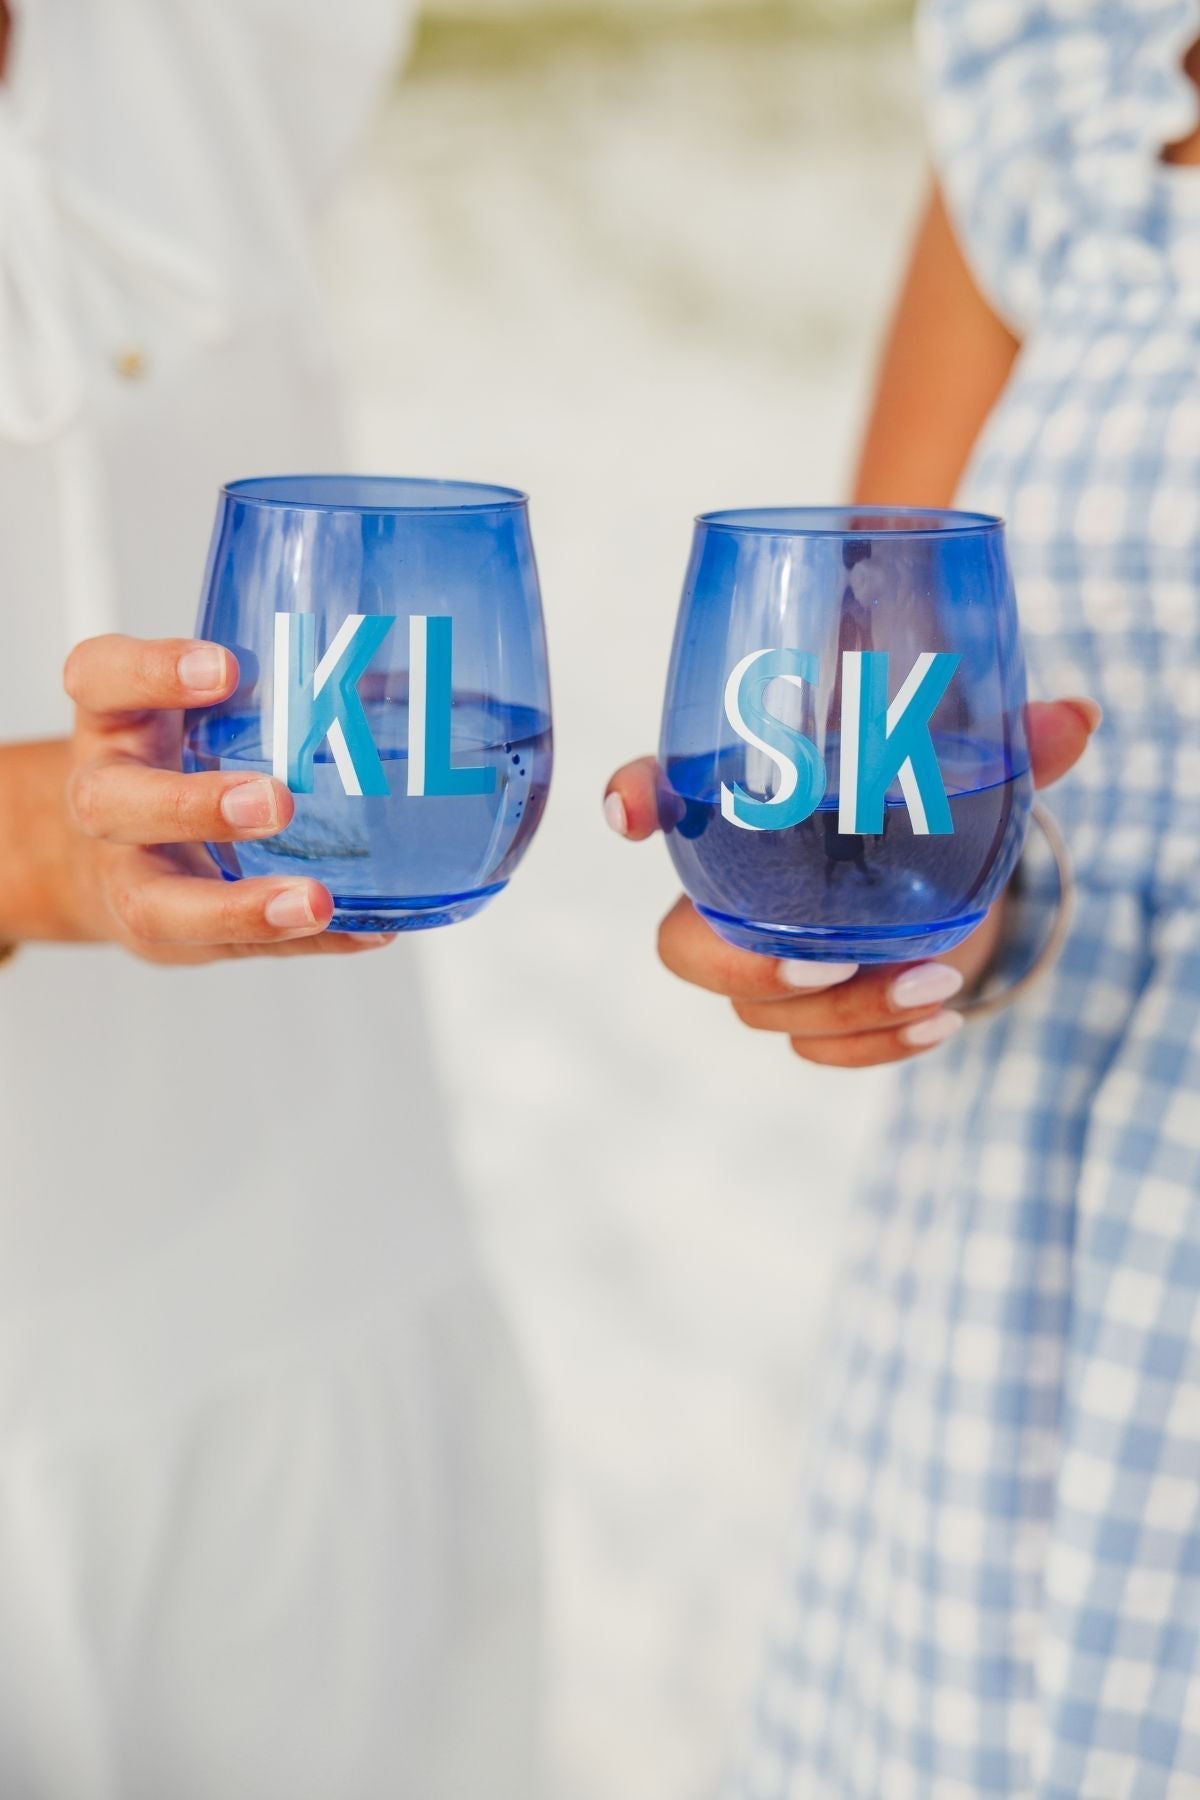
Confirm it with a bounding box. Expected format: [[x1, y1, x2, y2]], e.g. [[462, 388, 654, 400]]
[[658, 508, 1031, 963], [184, 476, 553, 932]]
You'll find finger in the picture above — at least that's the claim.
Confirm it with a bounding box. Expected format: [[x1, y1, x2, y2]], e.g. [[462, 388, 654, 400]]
[[657, 896, 860, 1002], [1027, 698, 1101, 791], [69, 760, 294, 846], [236, 933, 398, 960], [604, 757, 662, 841], [790, 1010, 965, 1069], [64, 635, 237, 723], [140, 933, 398, 967], [110, 874, 334, 947], [734, 958, 965, 1038]]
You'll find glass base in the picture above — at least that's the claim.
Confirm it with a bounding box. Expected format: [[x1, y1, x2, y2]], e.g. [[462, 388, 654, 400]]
[[695, 904, 986, 966], [327, 882, 507, 934]]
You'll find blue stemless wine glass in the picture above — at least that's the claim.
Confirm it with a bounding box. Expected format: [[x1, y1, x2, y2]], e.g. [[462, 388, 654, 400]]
[[184, 476, 553, 932], [659, 506, 1032, 964]]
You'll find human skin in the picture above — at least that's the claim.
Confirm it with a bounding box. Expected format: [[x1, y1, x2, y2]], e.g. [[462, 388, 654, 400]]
[[604, 181, 1101, 1069], [0, 636, 392, 964], [1163, 37, 1200, 165]]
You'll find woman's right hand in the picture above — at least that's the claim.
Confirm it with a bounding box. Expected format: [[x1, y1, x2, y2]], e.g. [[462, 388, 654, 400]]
[[604, 698, 1100, 1069], [55, 633, 390, 965]]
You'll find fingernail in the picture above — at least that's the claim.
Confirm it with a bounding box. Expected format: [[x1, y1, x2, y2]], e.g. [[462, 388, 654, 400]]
[[604, 793, 629, 837], [220, 779, 279, 831], [1064, 697, 1103, 735], [264, 887, 317, 931], [902, 1010, 965, 1050], [355, 934, 396, 949], [890, 962, 965, 1010], [178, 646, 227, 693], [778, 959, 859, 991]]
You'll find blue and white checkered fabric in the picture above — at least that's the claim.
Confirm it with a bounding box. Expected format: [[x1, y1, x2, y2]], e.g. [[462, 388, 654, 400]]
[[731, 4, 1200, 1794]]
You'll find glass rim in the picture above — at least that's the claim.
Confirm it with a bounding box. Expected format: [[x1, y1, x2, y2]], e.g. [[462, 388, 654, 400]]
[[221, 474, 530, 516], [695, 505, 1005, 540]]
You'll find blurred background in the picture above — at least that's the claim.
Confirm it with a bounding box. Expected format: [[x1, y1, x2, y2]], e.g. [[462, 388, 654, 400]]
[[317, 2, 922, 1794]]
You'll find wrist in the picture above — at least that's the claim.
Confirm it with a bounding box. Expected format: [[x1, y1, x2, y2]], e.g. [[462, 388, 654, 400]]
[[940, 896, 1007, 1000], [955, 804, 1074, 1022], [967, 893, 1010, 994], [0, 739, 102, 944]]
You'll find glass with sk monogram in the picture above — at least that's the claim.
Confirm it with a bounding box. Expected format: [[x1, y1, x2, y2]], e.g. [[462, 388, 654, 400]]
[[184, 476, 553, 932], [658, 507, 1032, 964]]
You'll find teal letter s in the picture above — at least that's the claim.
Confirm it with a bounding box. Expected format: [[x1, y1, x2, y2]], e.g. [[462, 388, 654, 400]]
[[721, 649, 826, 833]]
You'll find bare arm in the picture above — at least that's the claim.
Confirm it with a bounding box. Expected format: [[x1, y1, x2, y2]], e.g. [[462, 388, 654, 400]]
[[852, 179, 1020, 507], [0, 741, 80, 942]]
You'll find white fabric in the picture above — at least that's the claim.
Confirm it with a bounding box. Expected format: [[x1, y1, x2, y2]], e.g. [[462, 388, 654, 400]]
[[0, 5, 539, 1795]]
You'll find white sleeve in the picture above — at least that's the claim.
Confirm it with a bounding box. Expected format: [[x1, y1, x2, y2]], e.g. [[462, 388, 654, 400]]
[[237, 0, 418, 210], [0, 9, 86, 445]]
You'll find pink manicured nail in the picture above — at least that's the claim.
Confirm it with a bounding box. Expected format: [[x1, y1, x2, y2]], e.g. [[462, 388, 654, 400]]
[[264, 888, 317, 931], [902, 1011, 965, 1050], [603, 793, 629, 837], [220, 779, 279, 831], [178, 646, 227, 693], [1064, 697, 1103, 735], [778, 959, 859, 991], [891, 963, 965, 1010]]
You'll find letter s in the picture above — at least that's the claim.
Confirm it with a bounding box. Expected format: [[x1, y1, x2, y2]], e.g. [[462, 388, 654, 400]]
[[721, 649, 826, 833]]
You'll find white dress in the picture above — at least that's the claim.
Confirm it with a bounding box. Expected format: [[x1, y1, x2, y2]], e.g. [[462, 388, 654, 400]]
[[0, 6, 539, 1797]]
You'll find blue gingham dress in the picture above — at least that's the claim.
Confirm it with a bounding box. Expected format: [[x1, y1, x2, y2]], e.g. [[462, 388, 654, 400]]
[[736, 4, 1200, 1794]]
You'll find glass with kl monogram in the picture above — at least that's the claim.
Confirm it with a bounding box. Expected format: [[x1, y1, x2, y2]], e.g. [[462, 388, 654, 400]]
[[658, 507, 1032, 964], [184, 477, 553, 932]]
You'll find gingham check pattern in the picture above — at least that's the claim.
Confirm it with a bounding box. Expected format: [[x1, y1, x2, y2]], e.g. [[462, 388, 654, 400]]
[[731, 4, 1200, 1794]]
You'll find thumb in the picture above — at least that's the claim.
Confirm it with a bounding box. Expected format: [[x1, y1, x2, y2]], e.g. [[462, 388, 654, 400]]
[[604, 756, 667, 841], [1026, 698, 1102, 792]]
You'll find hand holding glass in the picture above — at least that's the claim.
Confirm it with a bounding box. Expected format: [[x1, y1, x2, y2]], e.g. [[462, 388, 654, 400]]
[[185, 476, 553, 933]]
